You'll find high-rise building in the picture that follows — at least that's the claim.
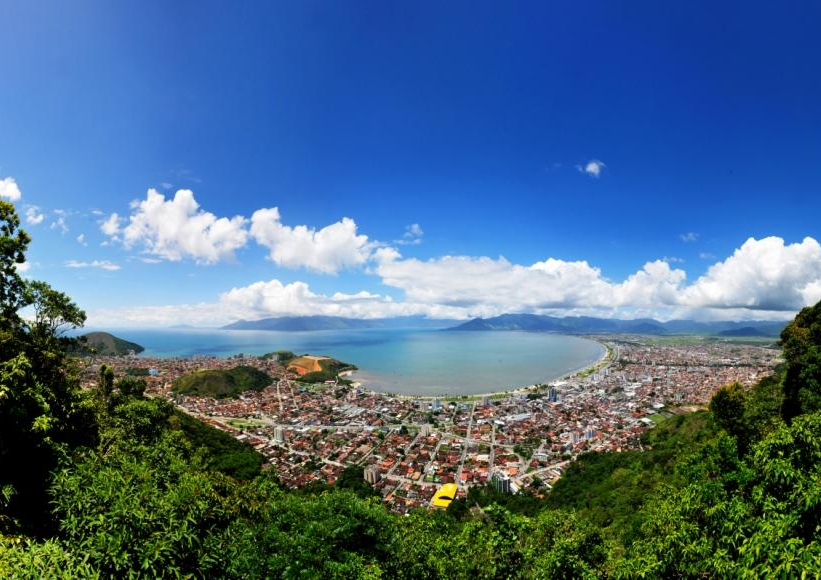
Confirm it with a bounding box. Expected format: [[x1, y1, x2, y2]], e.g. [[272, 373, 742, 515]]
[[364, 465, 381, 485], [548, 386, 558, 403], [274, 426, 285, 444], [490, 471, 512, 494], [432, 398, 441, 411], [481, 395, 490, 406]]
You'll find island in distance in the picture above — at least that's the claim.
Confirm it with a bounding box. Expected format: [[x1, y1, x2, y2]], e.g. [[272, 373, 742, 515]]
[[222, 313, 788, 337]]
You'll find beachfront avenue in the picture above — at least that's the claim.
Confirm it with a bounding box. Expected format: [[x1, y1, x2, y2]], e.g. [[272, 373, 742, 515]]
[[80, 337, 781, 513]]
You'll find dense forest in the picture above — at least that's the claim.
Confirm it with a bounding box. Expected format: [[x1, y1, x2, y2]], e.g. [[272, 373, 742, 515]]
[[2, 199, 821, 577]]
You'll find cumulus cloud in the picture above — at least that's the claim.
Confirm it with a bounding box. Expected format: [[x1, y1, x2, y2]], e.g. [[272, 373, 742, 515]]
[[118, 189, 248, 264], [25, 206, 45, 225], [85, 234, 821, 326], [374, 253, 686, 315], [375, 237, 821, 318], [681, 236, 821, 311], [576, 159, 605, 178], [680, 232, 699, 242], [100, 189, 381, 272], [222, 280, 403, 319], [100, 213, 122, 236], [250, 207, 373, 274], [76, 233, 88, 246], [0, 175, 22, 201], [612, 260, 686, 308], [66, 260, 121, 271]]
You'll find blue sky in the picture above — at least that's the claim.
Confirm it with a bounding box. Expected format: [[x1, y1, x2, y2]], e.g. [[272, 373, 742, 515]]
[[2, 1, 820, 326]]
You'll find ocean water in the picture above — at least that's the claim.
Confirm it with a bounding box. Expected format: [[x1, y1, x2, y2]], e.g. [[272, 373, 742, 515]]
[[87, 327, 604, 396]]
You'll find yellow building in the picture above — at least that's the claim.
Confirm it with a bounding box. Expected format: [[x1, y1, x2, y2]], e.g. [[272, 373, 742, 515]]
[[431, 483, 458, 508]]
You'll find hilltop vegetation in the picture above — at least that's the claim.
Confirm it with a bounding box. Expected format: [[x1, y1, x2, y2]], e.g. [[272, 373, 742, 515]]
[[71, 331, 144, 356], [260, 350, 296, 363], [172, 365, 272, 399], [2, 201, 821, 577]]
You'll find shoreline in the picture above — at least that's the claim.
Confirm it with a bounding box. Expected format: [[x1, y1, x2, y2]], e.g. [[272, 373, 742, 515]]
[[347, 337, 611, 401]]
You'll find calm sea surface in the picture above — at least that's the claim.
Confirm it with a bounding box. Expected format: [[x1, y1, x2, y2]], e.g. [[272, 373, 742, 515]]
[[85, 327, 604, 396]]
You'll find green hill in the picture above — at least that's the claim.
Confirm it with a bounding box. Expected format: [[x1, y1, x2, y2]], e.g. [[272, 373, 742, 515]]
[[73, 331, 145, 356], [172, 365, 272, 399]]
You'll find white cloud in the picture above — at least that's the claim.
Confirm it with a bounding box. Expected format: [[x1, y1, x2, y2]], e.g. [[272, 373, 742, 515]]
[[76, 233, 87, 246], [221, 280, 407, 319], [680, 232, 699, 242], [100, 213, 122, 236], [375, 236, 821, 318], [84, 234, 821, 326], [681, 236, 821, 311], [396, 223, 424, 246], [15, 261, 31, 273], [0, 175, 22, 201], [375, 253, 615, 314], [612, 260, 686, 308], [119, 189, 248, 264], [65, 260, 121, 271], [85, 278, 464, 327], [576, 159, 605, 178], [86, 302, 223, 327], [250, 207, 373, 274], [25, 206, 45, 225], [50, 216, 68, 234], [698, 252, 716, 260]]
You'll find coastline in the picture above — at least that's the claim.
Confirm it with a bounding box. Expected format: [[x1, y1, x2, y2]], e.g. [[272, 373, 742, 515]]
[[347, 336, 611, 401]]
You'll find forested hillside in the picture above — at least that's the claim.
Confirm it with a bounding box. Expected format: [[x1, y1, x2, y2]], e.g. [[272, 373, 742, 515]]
[[71, 331, 144, 356], [2, 200, 821, 577], [172, 366, 272, 399]]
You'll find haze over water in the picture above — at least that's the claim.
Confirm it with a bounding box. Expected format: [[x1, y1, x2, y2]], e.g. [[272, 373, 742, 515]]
[[90, 328, 605, 396]]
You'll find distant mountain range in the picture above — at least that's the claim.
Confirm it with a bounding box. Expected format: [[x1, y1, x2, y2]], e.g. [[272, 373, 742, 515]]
[[447, 314, 788, 337], [221, 314, 788, 336], [222, 315, 457, 331]]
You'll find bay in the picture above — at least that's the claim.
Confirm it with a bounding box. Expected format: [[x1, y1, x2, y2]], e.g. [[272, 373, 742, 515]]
[[85, 327, 605, 396]]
